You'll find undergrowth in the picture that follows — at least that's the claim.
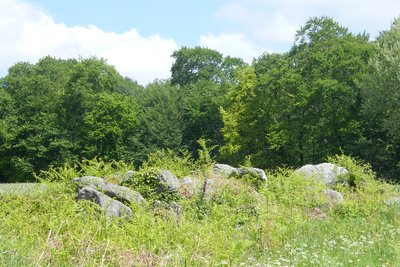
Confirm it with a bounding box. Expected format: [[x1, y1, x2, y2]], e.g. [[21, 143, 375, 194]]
[[1, 153, 400, 266]]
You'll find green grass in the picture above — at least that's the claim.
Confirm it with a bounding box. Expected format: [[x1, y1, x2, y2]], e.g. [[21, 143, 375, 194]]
[[0, 154, 399, 266], [0, 183, 47, 196]]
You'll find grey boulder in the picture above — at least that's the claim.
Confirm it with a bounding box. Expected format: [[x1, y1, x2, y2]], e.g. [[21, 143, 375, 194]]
[[72, 176, 107, 188], [179, 176, 202, 198], [73, 176, 146, 205], [384, 196, 400, 207], [213, 164, 239, 177], [214, 164, 267, 184], [113, 170, 135, 184], [295, 163, 348, 186], [100, 183, 146, 205], [156, 170, 180, 193], [179, 176, 215, 199], [77, 186, 132, 219], [237, 167, 268, 186], [322, 189, 344, 205]]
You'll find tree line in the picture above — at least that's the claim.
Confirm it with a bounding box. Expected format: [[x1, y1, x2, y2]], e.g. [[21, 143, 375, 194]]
[[1, 16, 400, 182]]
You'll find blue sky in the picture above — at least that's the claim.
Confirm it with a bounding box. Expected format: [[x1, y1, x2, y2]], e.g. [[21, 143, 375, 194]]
[[30, 0, 228, 45], [1, 0, 400, 84]]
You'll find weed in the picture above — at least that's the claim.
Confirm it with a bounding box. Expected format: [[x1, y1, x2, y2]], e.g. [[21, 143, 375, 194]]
[[1, 154, 399, 265]]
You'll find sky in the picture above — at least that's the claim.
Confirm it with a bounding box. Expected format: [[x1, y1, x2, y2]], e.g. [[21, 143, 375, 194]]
[[1, 0, 399, 85]]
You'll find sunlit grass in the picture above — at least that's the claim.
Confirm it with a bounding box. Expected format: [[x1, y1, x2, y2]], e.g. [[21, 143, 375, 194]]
[[0, 154, 399, 266]]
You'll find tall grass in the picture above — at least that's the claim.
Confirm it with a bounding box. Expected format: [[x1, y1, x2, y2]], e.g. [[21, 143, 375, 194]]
[[0, 154, 399, 266]]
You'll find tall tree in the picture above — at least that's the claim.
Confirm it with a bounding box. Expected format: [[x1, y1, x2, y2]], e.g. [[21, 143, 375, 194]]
[[361, 17, 400, 179], [220, 17, 373, 168], [134, 81, 183, 160], [171, 46, 245, 86], [0, 57, 76, 181], [180, 80, 227, 154], [61, 57, 139, 161], [0, 57, 141, 181]]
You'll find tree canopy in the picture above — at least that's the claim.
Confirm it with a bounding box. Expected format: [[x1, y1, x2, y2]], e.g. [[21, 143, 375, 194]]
[[1, 16, 400, 182]]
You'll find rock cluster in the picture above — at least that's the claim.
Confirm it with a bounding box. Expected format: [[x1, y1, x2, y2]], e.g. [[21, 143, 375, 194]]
[[72, 162, 352, 219], [73, 175, 145, 219], [72, 164, 268, 219]]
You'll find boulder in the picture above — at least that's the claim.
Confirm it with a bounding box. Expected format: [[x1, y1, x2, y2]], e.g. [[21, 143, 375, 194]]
[[156, 170, 180, 193], [322, 189, 344, 205], [100, 183, 146, 205], [125, 170, 135, 180], [72, 176, 107, 188], [171, 201, 183, 217], [153, 200, 183, 220], [72, 176, 146, 205], [248, 167, 267, 181], [384, 196, 400, 207], [179, 176, 217, 199], [179, 177, 201, 198], [295, 163, 348, 186], [237, 167, 268, 185], [213, 164, 239, 177], [113, 170, 135, 184], [77, 186, 132, 219], [306, 187, 344, 208], [213, 164, 267, 186]]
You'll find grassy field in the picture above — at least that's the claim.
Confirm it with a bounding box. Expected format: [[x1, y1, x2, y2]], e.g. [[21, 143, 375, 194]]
[[0, 154, 399, 266], [0, 183, 47, 196]]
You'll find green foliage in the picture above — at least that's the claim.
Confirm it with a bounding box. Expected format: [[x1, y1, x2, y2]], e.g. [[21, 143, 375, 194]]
[[361, 17, 400, 180], [36, 157, 134, 185], [0, 57, 141, 182], [1, 155, 400, 266], [82, 92, 139, 159], [0, 58, 76, 182], [180, 80, 227, 154], [238, 169, 266, 191], [289, 17, 373, 163], [171, 46, 245, 86], [141, 149, 194, 178], [327, 154, 394, 217], [219, 66, 257, 164], [170, 47, 245, 157], [125, 168, 180, 203], [267, 167, 327, 209], [2, 16, 400, 182], [196, 138, 216, 174], [220, 17, 374, 169], [134, 81, 183, 160]]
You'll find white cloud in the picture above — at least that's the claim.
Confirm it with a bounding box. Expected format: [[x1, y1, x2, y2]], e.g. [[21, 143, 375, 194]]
[[200, 32, 268, 63], [216, 0, 400, 52], [0, 0, 178, 85]]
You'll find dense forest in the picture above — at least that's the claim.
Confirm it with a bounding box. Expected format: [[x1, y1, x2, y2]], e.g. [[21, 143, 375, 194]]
[[1, 16, 400, 183]]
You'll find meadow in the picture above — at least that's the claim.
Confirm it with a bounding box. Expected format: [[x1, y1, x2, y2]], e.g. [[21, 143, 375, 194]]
[[1, 153, 399, 266]]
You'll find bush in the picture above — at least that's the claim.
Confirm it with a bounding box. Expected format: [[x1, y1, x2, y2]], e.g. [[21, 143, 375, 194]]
[[123, 168, 180, 203], [141, 149, 194, 178]]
